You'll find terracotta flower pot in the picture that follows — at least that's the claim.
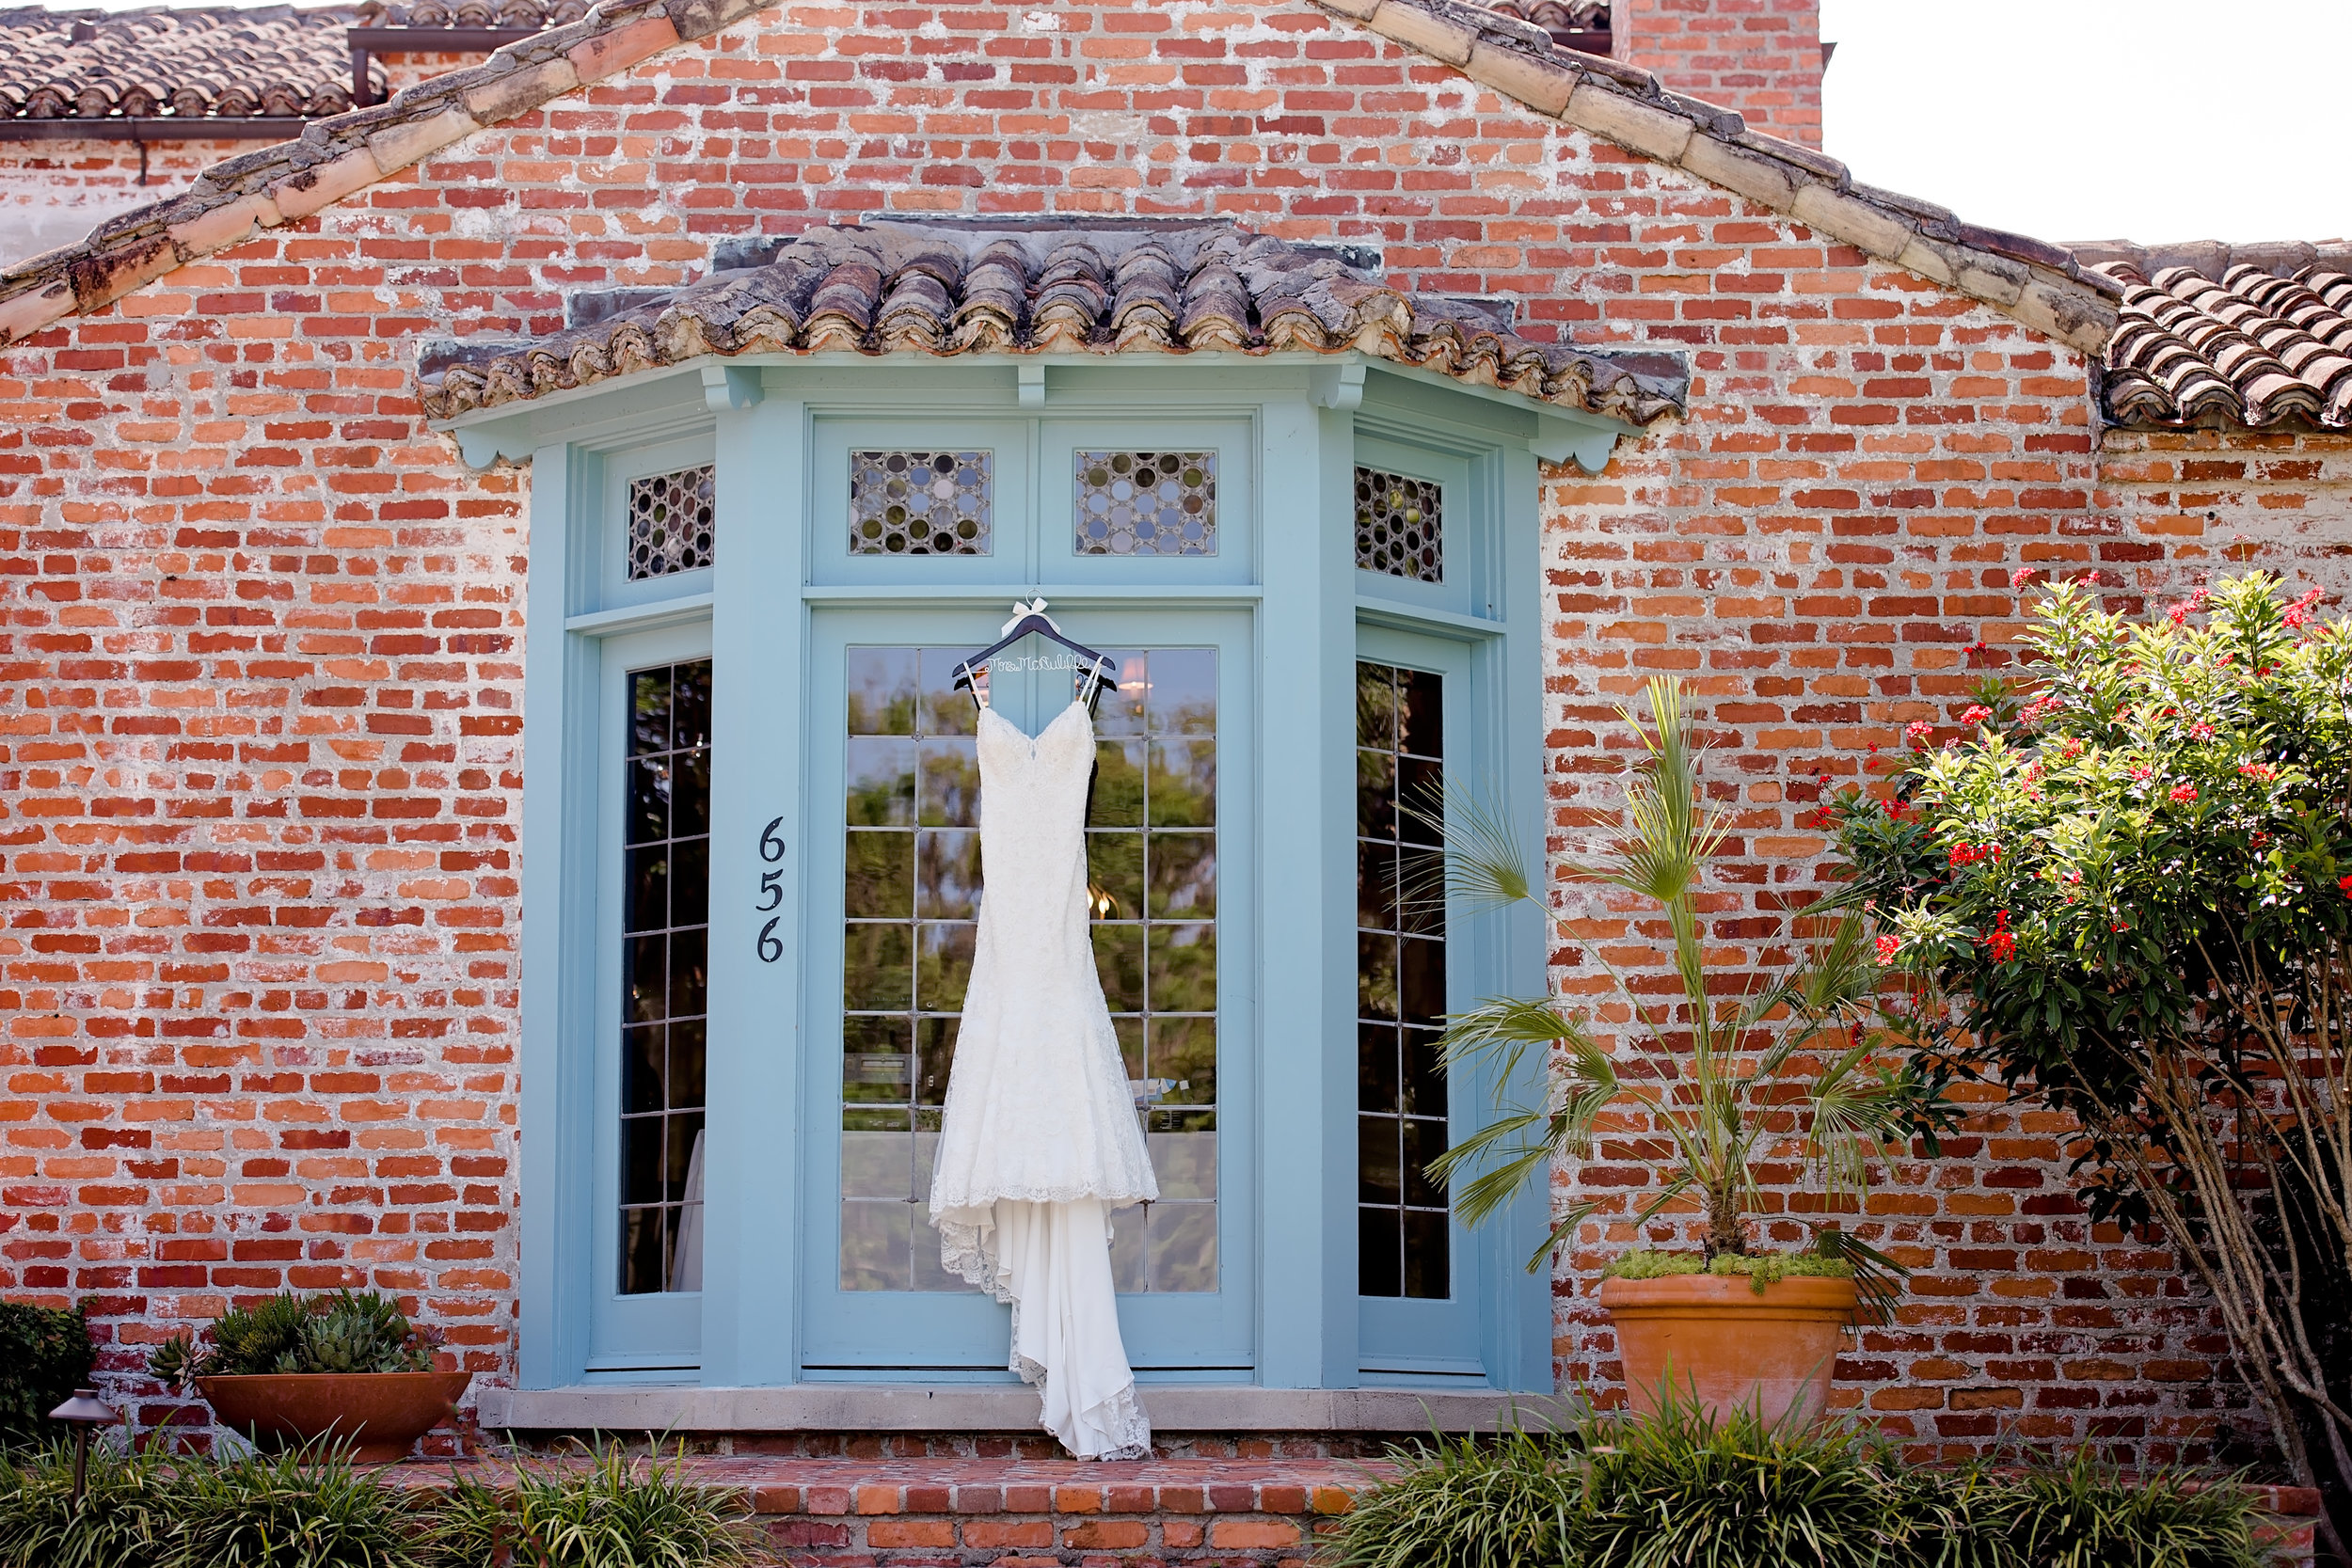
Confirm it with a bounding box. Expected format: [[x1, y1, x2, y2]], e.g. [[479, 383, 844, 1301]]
[[197, 1370, 473, 1465], [1600, 1272, 1857, 1427]]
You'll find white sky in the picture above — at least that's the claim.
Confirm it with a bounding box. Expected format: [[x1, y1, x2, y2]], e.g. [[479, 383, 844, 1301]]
[[43, 0, 2352, 245], [1820, 0, 2352, 245]]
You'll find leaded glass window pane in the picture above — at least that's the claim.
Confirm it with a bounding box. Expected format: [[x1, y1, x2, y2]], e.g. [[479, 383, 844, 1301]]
[[618, 657, 712, 1294], [1357, 660, 1449, 1299], [1074, 451, 1217, 556], [626, 465, 716, 580], [850, 451, 993, 555], [1354, 467, 1442, 583]]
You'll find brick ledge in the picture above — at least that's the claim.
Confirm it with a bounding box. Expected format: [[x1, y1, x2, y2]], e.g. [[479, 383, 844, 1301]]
[[477, 1383, 1548, 1433]]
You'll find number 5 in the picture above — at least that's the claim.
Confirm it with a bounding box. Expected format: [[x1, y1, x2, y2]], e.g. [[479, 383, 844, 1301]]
[[756, 870, 783, 911]]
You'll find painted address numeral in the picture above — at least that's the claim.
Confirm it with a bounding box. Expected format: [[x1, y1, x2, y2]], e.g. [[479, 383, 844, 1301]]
[[755, 816, 786, 962]]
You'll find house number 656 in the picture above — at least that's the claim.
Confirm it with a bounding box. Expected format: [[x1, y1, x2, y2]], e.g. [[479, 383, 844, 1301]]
[[755, 816, 786, 962]]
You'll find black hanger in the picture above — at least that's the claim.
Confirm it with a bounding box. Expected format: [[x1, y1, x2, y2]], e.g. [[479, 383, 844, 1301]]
[[953, 598, 1115, 710]]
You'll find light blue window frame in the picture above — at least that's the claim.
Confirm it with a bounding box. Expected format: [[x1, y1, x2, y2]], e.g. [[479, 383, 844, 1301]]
[[470, 354, 1614, 1395]]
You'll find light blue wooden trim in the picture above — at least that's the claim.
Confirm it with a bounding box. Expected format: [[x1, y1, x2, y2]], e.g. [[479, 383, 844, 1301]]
[[1352, 599, 1505, 640], [1491, 440, 1552, 1392], [1253, 394, 1358, 1389], [518, 442, 599, 1388], [698, 396, 807, 1386], [702, 365, 764, 412], [800, 585, 1263, 606], [564, 594, 718, 636]]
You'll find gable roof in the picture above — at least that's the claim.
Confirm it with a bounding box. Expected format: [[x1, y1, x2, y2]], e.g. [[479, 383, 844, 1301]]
[[0, 0, 2128, 359], [417, 220, 1689, 423], [2073, 242, 2352, 433], [0, 0, 758, 345]]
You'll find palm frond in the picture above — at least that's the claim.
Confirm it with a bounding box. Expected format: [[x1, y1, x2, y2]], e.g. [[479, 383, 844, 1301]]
[[1397, 775, 1545, 915]]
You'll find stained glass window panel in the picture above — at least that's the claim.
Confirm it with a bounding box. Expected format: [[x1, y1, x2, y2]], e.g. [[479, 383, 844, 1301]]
[[1354, 467, 1442, 583], [850, 451, 992, 555], [1074, 451, 1217, 556]]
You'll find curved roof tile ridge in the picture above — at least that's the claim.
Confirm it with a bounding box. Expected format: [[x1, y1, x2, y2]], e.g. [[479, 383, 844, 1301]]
[[415, 220, 1690, 424], [2082, 242, 2352, 431], [0, 4, 379, 122]]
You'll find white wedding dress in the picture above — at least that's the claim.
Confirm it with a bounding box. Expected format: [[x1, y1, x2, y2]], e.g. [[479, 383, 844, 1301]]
[[929, 697, 1158, 1459]]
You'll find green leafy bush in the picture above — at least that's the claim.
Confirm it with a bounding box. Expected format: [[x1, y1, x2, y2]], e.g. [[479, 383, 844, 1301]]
[[433, 1438, 749, 1568], [0, 1440, 178, 1568], [0, 1434, 749, 1568], [1326, 1401, 2266, 1568], [168, 1442, 428, 1568], [1829, 573, 2352, 1532], [0, 1302, 95, 1449], [150, 1292, 439, 1388]]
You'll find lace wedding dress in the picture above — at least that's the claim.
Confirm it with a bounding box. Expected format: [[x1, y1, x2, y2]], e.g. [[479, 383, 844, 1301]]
[[929, 697, 1158, 1460]]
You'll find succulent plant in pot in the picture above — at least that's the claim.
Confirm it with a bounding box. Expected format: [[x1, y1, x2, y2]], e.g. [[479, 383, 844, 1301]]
[[1421, 677, 1956, 1423], [149, 1290, 469, 1464]]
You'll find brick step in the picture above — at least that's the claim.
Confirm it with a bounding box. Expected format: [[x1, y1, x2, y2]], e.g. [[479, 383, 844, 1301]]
[[389, 1454, 1384, 1565]]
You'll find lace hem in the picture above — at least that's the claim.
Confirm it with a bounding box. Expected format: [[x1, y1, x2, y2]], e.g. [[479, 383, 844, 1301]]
[[1009, 1301, 1152, 1461], [930, 1182, 1154, 1209], [935, 1213, 1012, 1304]]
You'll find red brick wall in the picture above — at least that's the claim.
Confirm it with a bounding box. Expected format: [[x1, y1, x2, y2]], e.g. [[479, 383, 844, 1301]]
[[1616, 0, 1824, 147], [0, 0, 2333, 1461]]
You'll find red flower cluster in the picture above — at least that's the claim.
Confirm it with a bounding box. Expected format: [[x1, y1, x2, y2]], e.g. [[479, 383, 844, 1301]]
[[1874, 934, 1901, 965], [2166, 588, 2208, 626], [2239, 762, 2279, 784], [2128, 765, 2153, 783], [1948, 841, 2001, 868], [2187, 720, 2215, 741], [2169, 783, 2199, 804], [2284, 586, 2326, 630], [1882, 796, 1911, 822], [2341, 874, 2352, 899], [1961, 704, 1994, 724], [1905, 721, 1935, 748], [2010, 567, 2037, 589], [1983, 910, 2016, 963]]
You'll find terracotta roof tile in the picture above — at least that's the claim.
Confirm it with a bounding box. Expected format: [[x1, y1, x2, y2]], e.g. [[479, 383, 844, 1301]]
[[2081, 243, 2352, 431], [1479, 0, 1607, 45], [356, 0, 586, 26], [416, 220, 1689, 425], [0, 4, 381, 121]]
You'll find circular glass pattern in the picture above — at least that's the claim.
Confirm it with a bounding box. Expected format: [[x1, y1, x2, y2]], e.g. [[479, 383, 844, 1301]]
[[1074, 450, 1217, 557]]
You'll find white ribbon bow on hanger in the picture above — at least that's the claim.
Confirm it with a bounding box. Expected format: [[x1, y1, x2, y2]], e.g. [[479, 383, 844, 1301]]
[[1002, 597, 1053, 634]]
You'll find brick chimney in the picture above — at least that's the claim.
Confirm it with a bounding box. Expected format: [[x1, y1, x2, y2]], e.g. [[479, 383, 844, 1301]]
[[1614, 0, 1825, 148]]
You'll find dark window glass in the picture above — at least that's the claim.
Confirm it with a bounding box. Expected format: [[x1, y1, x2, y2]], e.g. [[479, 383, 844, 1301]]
[[1357, 661, 1450, 1299], [618, 657, 712, 1294]]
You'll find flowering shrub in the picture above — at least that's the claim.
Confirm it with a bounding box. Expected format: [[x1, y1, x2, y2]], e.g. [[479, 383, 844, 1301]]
[[1830, 573, 2352, 1544]]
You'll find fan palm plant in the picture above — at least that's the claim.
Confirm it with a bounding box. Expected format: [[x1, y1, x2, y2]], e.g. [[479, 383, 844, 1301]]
[[1421, 677, 1951, 1302]]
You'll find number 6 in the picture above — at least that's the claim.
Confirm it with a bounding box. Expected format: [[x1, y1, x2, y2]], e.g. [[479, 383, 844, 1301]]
[[758, 816, 786, 863], [756, 918, 782, 963]]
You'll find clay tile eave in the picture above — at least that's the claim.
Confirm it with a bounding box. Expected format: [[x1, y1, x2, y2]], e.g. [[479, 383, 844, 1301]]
[[411, 220, 1692, 429], [2087, 246, 2352, 434]]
